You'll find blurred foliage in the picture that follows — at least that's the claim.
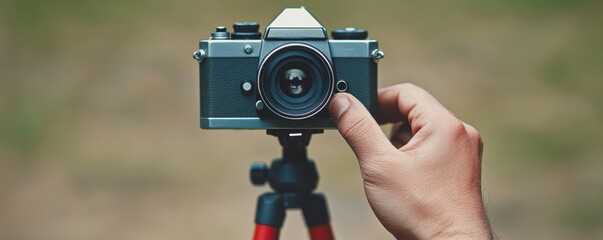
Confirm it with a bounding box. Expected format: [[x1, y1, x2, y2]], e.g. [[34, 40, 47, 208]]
[[1, 0, 602, 239], [0, 100, 46, 157], [3, 0, 153, 48], [560, 195, 603, 232], [504, 127, 596, 164], [460, 0, 600, 14]]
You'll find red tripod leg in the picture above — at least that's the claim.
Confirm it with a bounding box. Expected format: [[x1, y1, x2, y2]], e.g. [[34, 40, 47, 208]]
[[309, 223, 334, 240], [253, 224, 280, 240], [253, 193, 285, 240], [303, 193, 335, 240]]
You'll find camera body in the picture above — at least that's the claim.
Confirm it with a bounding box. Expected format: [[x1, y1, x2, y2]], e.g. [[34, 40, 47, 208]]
[[194, 7, 383, 129]]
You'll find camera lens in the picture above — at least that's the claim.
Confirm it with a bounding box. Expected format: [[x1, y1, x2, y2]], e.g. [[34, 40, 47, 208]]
[[258, 44, 334, 120]]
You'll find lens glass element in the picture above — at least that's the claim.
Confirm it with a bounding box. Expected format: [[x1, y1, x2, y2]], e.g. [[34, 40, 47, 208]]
[[280, 68, 311, 97]]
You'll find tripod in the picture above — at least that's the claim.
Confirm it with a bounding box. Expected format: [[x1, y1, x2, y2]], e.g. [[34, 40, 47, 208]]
[[250, 129, 335, 240]]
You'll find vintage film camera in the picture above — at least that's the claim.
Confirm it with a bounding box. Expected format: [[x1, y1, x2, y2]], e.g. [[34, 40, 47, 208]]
[[194, 7, 383, 129]]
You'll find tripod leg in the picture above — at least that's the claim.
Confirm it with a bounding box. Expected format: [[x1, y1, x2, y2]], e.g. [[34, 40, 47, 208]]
[[253, 193, 286, 240], [302, 193, 335, 240], [254, 225, 279, 240]]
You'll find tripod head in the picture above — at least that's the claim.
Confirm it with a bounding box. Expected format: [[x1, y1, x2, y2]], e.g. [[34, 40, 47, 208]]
[[250, 129, 323, 194]]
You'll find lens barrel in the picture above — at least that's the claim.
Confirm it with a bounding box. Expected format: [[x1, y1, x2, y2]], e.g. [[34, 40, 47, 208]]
[[258, 44, 334, 120]]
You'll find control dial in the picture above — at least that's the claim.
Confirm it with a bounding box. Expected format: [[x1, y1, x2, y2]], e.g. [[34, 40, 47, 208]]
[[331, 28, 368, 40], [232, 22, 262, 39]]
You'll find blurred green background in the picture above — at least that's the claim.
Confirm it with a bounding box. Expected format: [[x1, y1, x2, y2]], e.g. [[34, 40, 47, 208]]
[[1, 0, 602, 239]]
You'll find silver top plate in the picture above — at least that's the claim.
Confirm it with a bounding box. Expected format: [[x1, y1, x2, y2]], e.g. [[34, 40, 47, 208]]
[[200, 39, 378, 58]]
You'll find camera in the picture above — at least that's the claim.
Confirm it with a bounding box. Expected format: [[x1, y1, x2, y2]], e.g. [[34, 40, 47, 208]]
[[193, 7, 383, 129]]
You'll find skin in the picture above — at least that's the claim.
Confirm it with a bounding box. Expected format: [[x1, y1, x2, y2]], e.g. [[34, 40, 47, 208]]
[[327, 83, 493, 239]]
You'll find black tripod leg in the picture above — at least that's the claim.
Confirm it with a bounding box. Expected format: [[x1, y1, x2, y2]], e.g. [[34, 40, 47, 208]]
[[302, 193, 335, 240], [253, 193, 285, 240]]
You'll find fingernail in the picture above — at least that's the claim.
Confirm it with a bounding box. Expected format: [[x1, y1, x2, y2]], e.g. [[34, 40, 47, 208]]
[[330, 94, 350, 121]]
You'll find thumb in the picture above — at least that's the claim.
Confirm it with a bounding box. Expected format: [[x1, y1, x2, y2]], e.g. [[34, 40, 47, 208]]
[[329, 93, 393, 159]]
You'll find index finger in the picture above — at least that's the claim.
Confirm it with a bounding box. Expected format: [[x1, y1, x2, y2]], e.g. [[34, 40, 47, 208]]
[[376, 83, 457, 135]]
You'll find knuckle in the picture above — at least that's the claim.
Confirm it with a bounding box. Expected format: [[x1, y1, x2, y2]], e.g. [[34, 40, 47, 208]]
[[464, 124, 480, 138], [447, 119, 467, 137], [396, 82, 419, 92], [462, 123, 484, 158], [463, 123, 483, 145], [383, 83, 420, 96]]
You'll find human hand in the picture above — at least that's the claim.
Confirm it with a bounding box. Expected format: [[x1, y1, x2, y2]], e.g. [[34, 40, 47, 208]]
[[328, 84, 492, 239]]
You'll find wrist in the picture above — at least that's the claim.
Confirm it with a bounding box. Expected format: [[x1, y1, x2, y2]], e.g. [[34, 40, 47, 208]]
[[426, 207, 492, 240], [392, 199, 492, 240], [428, 221, 493, 240]]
